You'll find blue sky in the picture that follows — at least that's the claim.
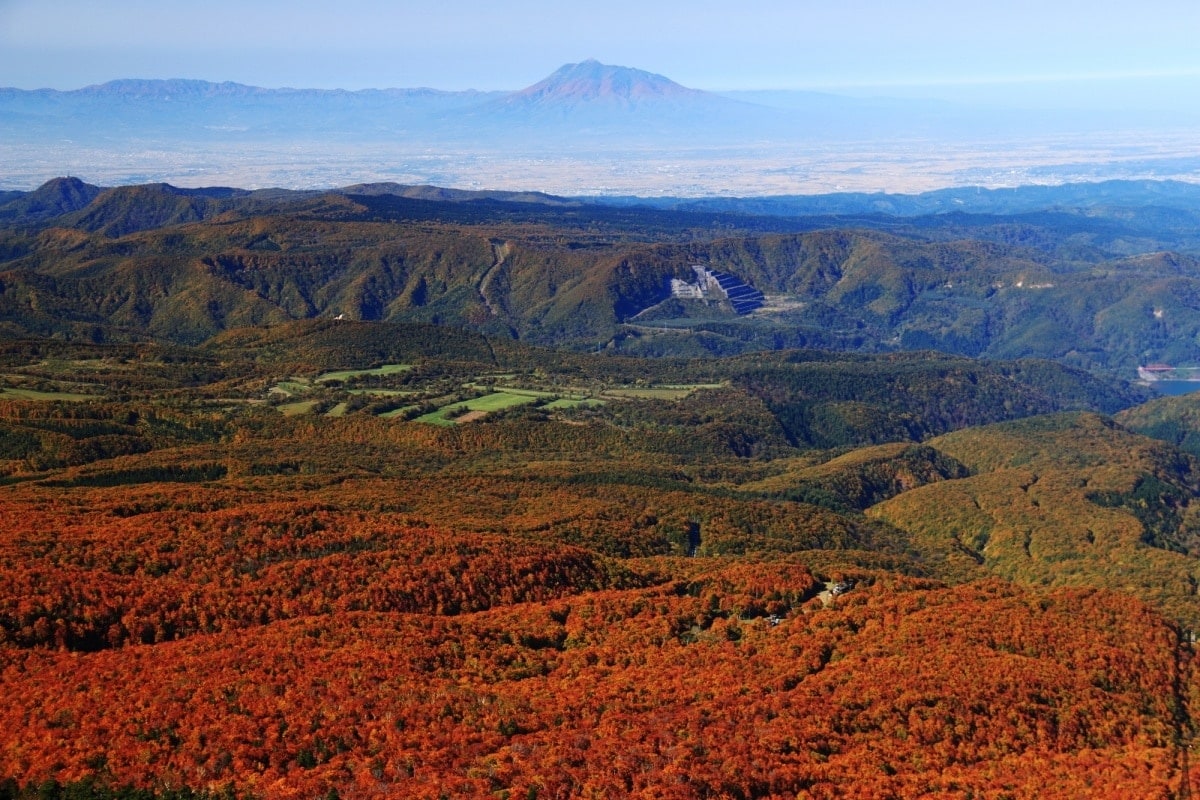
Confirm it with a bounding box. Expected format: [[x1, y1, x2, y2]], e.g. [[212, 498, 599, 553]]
[[2, 0, 1199, 104]]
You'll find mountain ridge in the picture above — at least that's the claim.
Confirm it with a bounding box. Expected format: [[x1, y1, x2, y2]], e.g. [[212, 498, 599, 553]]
[[12, 175, 1200, 219], [0, 62, 722, 110], [5, 177, 1200, 374]]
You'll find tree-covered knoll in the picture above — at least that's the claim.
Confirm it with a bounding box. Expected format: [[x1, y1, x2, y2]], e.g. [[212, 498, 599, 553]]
[[1116, 392, 1200, 459], [871, 413, 1200, 626]]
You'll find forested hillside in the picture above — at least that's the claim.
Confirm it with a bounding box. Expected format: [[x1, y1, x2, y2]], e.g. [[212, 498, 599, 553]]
[[1, 324, 1200, 797], [6, 181, 1200, 797], [4, 180, 1200, 373]]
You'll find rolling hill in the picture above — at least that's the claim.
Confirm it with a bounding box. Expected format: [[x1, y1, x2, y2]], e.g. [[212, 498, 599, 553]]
[[0, 324, 1198, 797], [4, 179, 1200, 377]]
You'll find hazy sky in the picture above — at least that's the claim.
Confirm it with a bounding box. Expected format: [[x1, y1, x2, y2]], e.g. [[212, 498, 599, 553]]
[[2, 0, 1199, 100]]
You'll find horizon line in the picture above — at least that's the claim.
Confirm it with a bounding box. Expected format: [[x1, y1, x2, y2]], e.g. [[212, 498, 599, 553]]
[[6, 64, 1200, 95]]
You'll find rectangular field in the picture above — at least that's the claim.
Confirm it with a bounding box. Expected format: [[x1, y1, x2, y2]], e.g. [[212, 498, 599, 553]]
[[277, 400, 321, 416], [413, 390, 544, 425], [316, 364, 412, 383], [0, 387, 95, 401]]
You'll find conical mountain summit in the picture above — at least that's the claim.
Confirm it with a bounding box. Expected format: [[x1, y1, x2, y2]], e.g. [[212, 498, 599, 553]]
[[511, 59, 705, 106]]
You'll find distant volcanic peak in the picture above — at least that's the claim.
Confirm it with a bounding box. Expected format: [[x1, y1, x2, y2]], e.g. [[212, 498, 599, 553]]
[[513, 59, 703, 105]]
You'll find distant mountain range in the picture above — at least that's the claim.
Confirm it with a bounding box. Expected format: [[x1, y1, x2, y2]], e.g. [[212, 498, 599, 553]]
[[7, 58, 1179, 144], [0, 60, 831, 147], [3, 60, 1199, 194], [600, 179, 1200, 217], [2, 59, 1167, 146], [10, 174, 1200, 229]]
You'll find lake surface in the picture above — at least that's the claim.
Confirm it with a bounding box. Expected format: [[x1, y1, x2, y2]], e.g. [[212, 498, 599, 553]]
[[1149, 380, 1200, 396]]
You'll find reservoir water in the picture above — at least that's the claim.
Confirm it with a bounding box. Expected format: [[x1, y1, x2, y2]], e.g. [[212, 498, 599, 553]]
[[1149, 380, 1200, 396]]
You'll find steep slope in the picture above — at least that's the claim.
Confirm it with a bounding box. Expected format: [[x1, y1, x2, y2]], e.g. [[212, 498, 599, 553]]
[[737, 442, 971, 511], [0, 205, 683, 344], [56, 183, 251, 237], [869, 413, 1200, 625], [5, 182, 1200, 371], [1116, 392, 1200, 458], [725, 352, 1143, 449]]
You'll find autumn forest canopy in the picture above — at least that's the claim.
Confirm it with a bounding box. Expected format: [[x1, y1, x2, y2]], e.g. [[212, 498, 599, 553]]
[[6, 179, 1200, 797]]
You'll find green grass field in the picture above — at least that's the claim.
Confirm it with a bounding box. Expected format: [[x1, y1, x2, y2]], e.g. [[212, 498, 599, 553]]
[[271, 380, 312, 397], [263, 375, 709, 422], [466, 391, 545, 411], [412, 409, 461, 426], [316, 364, 412, 383], [413, 390, 545, 425], [277, 400, 321, 416], [483, 387, 555, 398], [0, 387, 95, 401]]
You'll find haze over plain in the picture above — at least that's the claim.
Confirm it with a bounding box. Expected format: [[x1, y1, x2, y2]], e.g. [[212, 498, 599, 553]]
[[2, 1, 1200, 194]]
